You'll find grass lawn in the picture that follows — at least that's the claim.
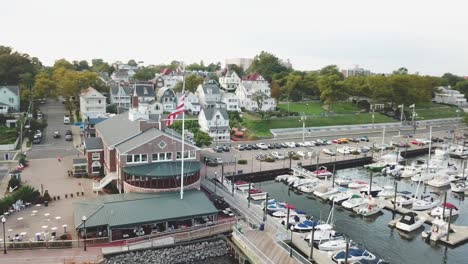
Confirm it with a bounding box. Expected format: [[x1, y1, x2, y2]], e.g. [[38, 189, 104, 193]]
[[415, 106, 462, 120], [277, 102, 361, 115], [242, 113, 395, 137], [0, 127, 18, 145]]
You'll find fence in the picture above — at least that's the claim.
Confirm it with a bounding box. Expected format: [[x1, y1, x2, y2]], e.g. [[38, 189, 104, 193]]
[[4, 237, 109, 250], [232, 227, 275, 264]]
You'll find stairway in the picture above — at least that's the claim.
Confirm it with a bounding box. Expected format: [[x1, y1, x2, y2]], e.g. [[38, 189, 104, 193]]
[[93, 172, 118, 192]]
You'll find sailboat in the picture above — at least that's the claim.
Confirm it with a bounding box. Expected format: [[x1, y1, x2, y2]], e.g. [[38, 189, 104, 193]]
[[305, 202, 337, 242]]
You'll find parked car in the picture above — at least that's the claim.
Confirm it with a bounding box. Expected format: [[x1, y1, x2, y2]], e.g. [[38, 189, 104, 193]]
[[267, 143, 275, 149], [303, 141, 312, 147], [294, 142, 301, 147], [285, 142, 296, 148], [271, 152, 285, 160], [37, 111, 43, 120], [315, 139, 324, 146], [287, 151, 296, 157], [296, 151, 306, 157], [411, 139, 426, 146], [332, 139, 342, 144], [348, 138, 359, 143], [33, 135, 41, 144], [339, 138, 349, 143], [431, 137, 444, 143], [359, 136, 369, 142], [213, 146, 223, 153], [322, 148, 336, 156], [273, 143, 282, 149], [251, 144, 259, 150], [256, 143, 268, 150], [280, 142, 289, 148], [64, 114, 70, 124], [34, 130, 42, 138], [236, 144, 245, 151], [222, 145, 230, 152], [215, 158, 223, 164], [244, 144, 253, 150], [256, 154, 266, 161]]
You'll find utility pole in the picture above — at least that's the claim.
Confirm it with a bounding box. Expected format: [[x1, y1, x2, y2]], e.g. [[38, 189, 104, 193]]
[[398, 104, 404, 137], [410, 104, 416, 135], [301, 112, 306, 143]]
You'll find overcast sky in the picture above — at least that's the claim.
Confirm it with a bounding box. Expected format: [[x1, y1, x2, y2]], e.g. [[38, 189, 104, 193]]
[[2, 0, 468, 76]]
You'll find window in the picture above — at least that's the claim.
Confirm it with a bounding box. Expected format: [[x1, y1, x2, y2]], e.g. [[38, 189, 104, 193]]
[[127, 154, 148, 164], [98, 100, 102, 104], [167, 152, 172, 160], [176, 152, 182, 159], [189, 150, 196, 158], [91, 152, 100, 160], [141, 154, 148, 162], [184, 151, 189, 159], [134, 155, 141, 162], [159, 153, 165, 160], [152, 153, 159, 161], [9, 98, 14, 103], [159, 141, 167, 149], [127, 155, 133, 163]]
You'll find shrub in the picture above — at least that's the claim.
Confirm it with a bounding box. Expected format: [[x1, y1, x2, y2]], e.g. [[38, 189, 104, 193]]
[[43, 190, 51, 202], [291, 155, 301, 160], [0, 185, 40, 213], [237, 159, 248, 165], [265, 157, 275, 162], [8, 177, 20, 190]]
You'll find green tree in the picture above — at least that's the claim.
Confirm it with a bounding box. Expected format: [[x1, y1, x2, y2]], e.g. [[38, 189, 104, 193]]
[[247, 51, 291, 81], [174, 74, 204, 92], [128, 59, 138, 67], [318, 74, 348, 111], [393, 67, 409, 75], [252, 91, 269, 118], [0, 46, 39, 85], [194, 131, 213, 147], [227, 64, 245, 78], [53, 59, 75, 70], [455, 80, 468, 99], [442, 73, 464, 87], [73, 60, 90, 71], [134, 67, 158, 81]]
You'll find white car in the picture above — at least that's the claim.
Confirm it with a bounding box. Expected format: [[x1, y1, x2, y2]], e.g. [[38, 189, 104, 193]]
[[64, 115, 70, 124], [303, 141, 313, 147], [271, 152, 285, 160], [286, 142, 296, 148], [323, 148, 336, 156], [297, 151, 306, 157], [256, 143, 268, 150]]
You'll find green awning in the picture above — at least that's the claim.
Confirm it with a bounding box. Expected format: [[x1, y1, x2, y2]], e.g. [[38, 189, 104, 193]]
[[123, 160, 202, 178]]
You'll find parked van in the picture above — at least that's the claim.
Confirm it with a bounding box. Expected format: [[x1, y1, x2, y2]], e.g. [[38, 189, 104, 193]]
[[64, 114, 70, 124]]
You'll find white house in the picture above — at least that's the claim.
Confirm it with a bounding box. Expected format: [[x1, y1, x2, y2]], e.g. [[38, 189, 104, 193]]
[[199, 108, 230, 142], [80, 87, 107, 119], [219, 70, 241, 91], [157, 87, 177, 111], [221, 92, 240, 112], [433, 86, 467, 106], [133, 83, 156, 103], [110, 82, 131, 109], [111, 69, 135, 82], [242, 73, 268, 85], [195, 81, 222, 107], [0, 86, 20, 113], [236, 82, 276, 112], [177, 92, 201, 115], [155, 68, 184, 89]]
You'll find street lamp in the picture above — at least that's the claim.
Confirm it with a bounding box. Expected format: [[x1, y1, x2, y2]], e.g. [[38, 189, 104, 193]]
[[81, 216, 87, 251], [214, 171, 218, 194], [2, 217, 6, 254]]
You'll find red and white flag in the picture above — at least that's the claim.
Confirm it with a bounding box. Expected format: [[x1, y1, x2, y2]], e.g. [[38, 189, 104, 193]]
[[166, 94, 185, 126]]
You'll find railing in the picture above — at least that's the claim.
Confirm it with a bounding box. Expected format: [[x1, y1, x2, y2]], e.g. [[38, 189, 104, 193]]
[[277, 239, 312, 264], [4, 237, 109, 250], [232, 227, 275, 264], [93, 173, 117, 191]]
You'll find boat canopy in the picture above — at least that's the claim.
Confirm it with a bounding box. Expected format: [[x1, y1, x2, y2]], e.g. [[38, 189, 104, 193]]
[[399, 212, 418, 225], [442, 202, 457, 209], [351, 194, 362, 199]]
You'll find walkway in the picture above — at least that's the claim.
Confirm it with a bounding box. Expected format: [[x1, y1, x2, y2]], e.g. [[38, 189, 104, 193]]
[[0, 247, 102, 264]]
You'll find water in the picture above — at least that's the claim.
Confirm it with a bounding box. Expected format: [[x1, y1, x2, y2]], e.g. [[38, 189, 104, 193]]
[[192, 256, 237, 264], [253, 157, 468, 264]]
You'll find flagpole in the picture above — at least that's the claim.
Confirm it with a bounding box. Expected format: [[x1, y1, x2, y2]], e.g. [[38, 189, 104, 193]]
[[180, 63, 186, 200]]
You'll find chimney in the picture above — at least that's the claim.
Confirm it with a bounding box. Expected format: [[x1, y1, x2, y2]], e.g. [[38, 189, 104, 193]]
[[132, 86, 139, 108]]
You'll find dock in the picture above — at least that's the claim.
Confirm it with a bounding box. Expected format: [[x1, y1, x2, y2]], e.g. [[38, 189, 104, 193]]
[[290, 232, 336, 264]]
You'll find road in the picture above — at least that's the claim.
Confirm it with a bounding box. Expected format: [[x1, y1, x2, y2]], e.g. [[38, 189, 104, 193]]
[[26, 99, 80, 159]]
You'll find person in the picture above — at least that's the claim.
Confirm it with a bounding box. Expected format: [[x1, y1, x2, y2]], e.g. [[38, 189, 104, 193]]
[[57, 156, 62, 162]]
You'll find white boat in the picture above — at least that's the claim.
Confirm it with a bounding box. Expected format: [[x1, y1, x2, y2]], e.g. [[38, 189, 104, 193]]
[[332, 248, 377, 263], [286, 176, 300, 185], [426, 175, 451, 188], [312, 166, 333, 179], [304, 224, 336, 242], [272, 209, 306, 218], [421, 217, 449, 241], [342, 195, 367, 209], [354, 200, 383, 217], [360, 185, 383, 196], [400, 166, 423, 178], [348, 181, 369, 189], [335, 177, 353, 187], [451, 181, 468, 193], [246, 190, 268, 201], [275, 174, 290, 182], [381, 164, 403, 177], [266, 201, 290, 212], [430, 203, 460, 217], [291, 178, 318, 188], [377, 185, 395, 198], [317, 235, 348, 251], [412, 195, 440, 211], [313, 187, 339, 199], [292, 219, 320, 232], [329, 191, 353, 204], [449, 145, 468, 159], [411, 170, 436, 182], [297, 181, 321, 193], [396, 212, 425, 232], [391, 191, 414, 206]]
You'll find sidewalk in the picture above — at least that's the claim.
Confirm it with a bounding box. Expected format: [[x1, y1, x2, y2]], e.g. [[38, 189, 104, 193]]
[[0, 247, 102, 264]]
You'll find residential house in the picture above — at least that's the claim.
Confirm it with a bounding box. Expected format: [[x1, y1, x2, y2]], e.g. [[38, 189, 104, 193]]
[[195, 81, 222, 107], [157, 87, 177, 111], [85, 117, 108, 138], [0, 86, 20, 113], [90, 96, 200, 193], [236, 82, 276, 111], [219, 70, 241, 91], [433, 86, 467, 107], [155, 68, 184, 89], [110, 82, 131, 109], [111, 69, 135, 82], [221, 92, 240, 112], [80, 87, 107, 119], [133, 83, 156, 103], [341, 66, 372, 78], [199, 108, 230, 142], [177, 92, 200, 115], [243, 73, 268, 85]]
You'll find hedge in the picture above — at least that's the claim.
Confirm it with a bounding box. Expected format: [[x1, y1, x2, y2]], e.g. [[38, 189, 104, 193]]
[[0, 185, 40, 213]]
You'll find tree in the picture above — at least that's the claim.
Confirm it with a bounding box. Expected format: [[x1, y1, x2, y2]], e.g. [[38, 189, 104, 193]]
[[442, 73, 464, 87], [73, 60, 90, 71], [194, 131, 212, 147], [34, 72, 59, 99], [270, 81, 282, 101], [455, 80, 468, 99], [227, 64, 244, 78], [134, 67, 158, 81], [393, 67, 408, 75], [318, 74, 348, 111], [247, 51, 291, 81], [128, 59, 138, 67], [319, 65, 342, 77], [174, 74, 204, 92], [53, 59, 75, 70], [252, 91, 269, 118], [0, 46, 38, 85]]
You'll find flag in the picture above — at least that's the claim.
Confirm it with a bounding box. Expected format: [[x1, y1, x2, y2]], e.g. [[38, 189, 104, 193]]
[[409, 104, 415, 108], [166, 94, 185, 126]]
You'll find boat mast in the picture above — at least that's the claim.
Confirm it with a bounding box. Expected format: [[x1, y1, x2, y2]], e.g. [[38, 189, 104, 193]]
[[381, 126, 385, 159], [426, 126, 432, 173], [180, 63, 186, 200]]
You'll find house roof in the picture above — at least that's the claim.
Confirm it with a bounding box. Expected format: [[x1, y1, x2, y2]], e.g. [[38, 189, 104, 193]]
[[80, 87, 105, 98], [134, 84, 155, 97], [160, 68, 173, 75], [123, 160, 202, 178], [95, 112, 141, 146], [202, 107, 229, 120], [201, 82, 221, 95], [87, 117, 108, 125], [73, 190, 218, 229], [84, 137, 104, 151], [156, 87, 176, 100], [110, 83, 131, 96], [244, 73, 263, 81], [0, 86, 19, 96], [240, 82, 269, 95], [113, 69, 129, 78]]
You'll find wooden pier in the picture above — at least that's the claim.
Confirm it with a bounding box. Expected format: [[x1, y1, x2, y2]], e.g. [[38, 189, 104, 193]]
[[290, 232, 336, 264]]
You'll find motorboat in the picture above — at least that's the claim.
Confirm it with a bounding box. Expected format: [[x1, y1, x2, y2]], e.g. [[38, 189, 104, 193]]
[[297, 181, 321, 193], [246, 189, 267, 201], [335, 177, 353, 187], [291, 178, 318, 188], [329, 191, 353, 204], [292, 219, 320, 232], [396, 212, 425, 232], [422, 217, 449, 241], [381, 164, 403, 177], [275, 174, 290, 182], [449, 145, 468, 159], [377, 185, 395, 198], [317, 235, 348, 251], [348, 181, 369, 189], [266, 201, 291, 212], [286, 176, 300, 185], [272, 209, 306, 218], [313, 166, 333, 179], [411, 169, 436, 182], [412, 195, 440, 211], [342, 194, 367, 209], [391, 191, 414, 206], [332, 248, 377, 263], [426, 175, 452, 188], [360, 185, 383, 197], [354, 197, 383, 217], [451, 181, 468, 193], [430, 203, 459, 218], [313, 187, 339, 199], [365, 161, 389, 172], [400, 166, 423, 178], [304, 224, 336, 242]]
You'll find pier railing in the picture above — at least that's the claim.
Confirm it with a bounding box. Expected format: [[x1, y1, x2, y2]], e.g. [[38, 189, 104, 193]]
[[232, 226, 276, 264]]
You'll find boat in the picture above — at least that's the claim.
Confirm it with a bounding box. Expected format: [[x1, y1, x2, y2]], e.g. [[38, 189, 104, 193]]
[[286, 176, 300, 185], [400, 165, 423, 178], [451, 181, 468, 193], [360, 185, 383, 197], [313, 187, 339, 199], [317, 235, 348, 251], [426, 175, 452, 188], [412, 195, 440, 211], [348, 181, 369, 189], [342, 194, 367, 209], [396, 212, 425, 232], [313, 166, 333, 179], [381, 164, 403, 177], [365, 161, 389, 172], [430, 203, 459, 217], [449, 145, 468, 159], [391, 191, 414, 206], [291, 178, 318, 188], [292, 219, 320, 232], [411, 169, 436, 182], [297, 181, 321, 193], [332, 248, 377, 263], [275, 174, 290, 182], [377, 185, 395, 198], [272, 209, 306, 218], [304, 224, 336, 242], [266, 201, 291, 212], [329, 191, 353, 204], [421, 217, 449, 241], [354, 197, 383, 217], [246, 189, 267, 201], [335, 177, 353, 187]]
